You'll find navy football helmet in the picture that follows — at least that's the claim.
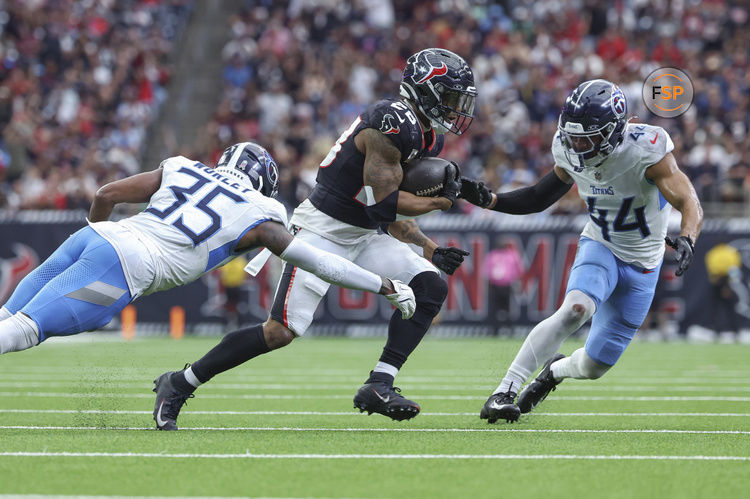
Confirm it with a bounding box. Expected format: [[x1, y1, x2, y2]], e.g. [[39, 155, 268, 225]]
[[215, 142, 279, 198], [399, 48, 477, 136], [558, 79, 627, 169]]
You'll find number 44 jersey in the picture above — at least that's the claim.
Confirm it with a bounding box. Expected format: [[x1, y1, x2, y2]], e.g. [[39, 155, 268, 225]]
[[552, 123, 674, 269], [89, 156, 288, 299]]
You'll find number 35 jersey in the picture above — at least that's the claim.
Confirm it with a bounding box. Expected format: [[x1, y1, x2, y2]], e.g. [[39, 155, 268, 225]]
[[552, 124, 674, 269], [89, 156, 288, 298]]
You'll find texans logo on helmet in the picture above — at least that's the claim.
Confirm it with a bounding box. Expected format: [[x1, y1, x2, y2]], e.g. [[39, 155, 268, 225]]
[[414, 59, 448, 85], [610, 85, 626, 118], [380, 114, 400, 135], [0, 244, 38, 304]]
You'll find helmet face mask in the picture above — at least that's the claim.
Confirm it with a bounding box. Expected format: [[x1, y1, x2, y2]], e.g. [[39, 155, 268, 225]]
[[400, 48, 477, 136], [558, 79, 627, 169], [216, 142, 280, 198]]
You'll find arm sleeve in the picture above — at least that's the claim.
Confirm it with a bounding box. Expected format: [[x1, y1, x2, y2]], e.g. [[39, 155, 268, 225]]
[[280, 238, 382, 294], [491, 170, 573, 214]]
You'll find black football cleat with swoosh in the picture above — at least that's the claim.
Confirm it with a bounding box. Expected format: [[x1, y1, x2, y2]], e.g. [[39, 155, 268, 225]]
[[152, 367, 194, 431], [480, 391, 520, 423], [353, 382, 421, 421]]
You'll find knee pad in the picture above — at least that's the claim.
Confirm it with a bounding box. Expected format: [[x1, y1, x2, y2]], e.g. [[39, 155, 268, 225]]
[[409, 271, 448, 308]]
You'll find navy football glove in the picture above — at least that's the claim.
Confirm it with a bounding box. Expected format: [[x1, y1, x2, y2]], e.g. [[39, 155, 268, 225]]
[[431, 246, 470, 275], [440, 162, 461, 205], [460, 177, 493, 208], [665, 235, 694, 277]]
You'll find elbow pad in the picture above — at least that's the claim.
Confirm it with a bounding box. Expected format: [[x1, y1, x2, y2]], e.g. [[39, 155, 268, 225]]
[[280, 238, 382, 294], [363, 188, 399, 223]]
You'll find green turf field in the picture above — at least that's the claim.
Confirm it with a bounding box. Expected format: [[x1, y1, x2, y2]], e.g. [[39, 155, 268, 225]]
[[0, 335, 748, 499]]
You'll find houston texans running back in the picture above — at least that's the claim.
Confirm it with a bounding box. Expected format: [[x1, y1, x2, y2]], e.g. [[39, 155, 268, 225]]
[[266, 48, 477, 421], [461, 79, 703, 422]]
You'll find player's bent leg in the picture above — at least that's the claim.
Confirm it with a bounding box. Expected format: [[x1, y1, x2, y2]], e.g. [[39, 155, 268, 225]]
[[17, 228, 131, 342], [3, 227, 89, 315], [153, 319, 296, 430], [551, 347, 611, 380], [0, 312, 40, 354], [353, 271, 446, 421], [481, 289, 596, 422]]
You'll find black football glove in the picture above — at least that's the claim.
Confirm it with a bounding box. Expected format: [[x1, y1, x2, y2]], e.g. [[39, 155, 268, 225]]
[[459, 177, 493, 208], [440, 162, 461, 205], [665, 235, 694, 276], [431, 246, 470, 275]]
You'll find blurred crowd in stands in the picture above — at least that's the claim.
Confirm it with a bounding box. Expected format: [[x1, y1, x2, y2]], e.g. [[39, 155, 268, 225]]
[[0, 0, 191, 210], [1, 0, 749, 216]]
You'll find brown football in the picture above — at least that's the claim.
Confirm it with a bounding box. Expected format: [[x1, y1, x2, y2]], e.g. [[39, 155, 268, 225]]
[[400, 157, 454, 197]]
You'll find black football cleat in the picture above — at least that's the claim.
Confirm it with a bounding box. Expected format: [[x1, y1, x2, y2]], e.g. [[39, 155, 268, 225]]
[[480, 391, 520, 423], [517, 353, 565, 414], [353, 382, 420, 421], [152, 367, 194, 431]]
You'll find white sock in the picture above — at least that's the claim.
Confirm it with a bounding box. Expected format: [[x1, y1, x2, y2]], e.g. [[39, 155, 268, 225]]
[[0, 306, 12, 321], [493, 290, 595, 394], [550, 347, 611, 380], [183, 366, 203, 388], [0, 313, 40, 354], [373, 361, 399, 379]]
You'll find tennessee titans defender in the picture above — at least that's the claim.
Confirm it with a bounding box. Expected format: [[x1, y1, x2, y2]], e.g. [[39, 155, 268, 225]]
[[267, 48, 476, 421], [0, 143, 416, 373], [461, 80, 703, 423]]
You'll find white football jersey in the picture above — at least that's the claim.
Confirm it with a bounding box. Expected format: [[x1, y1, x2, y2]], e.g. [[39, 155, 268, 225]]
[[553, 123, 674, 269], [90, 156, 288, 298]]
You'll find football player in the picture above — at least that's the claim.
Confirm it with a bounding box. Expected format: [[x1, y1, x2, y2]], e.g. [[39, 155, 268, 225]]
[[460, 80, 703, 422], [258, 48, 477, 421], [0, 142, 416, 371]]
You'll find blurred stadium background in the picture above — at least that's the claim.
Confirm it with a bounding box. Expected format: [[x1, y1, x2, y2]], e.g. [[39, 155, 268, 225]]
[[1, 0, 749, 341]]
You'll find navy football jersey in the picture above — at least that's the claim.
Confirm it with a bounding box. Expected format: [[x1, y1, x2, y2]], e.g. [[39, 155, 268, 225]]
[[309, 98, 444, 229]]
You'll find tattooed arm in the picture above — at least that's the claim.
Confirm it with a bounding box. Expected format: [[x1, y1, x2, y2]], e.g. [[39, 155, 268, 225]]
[[386, 219, 439, 260], [355, 128, 451, 216]]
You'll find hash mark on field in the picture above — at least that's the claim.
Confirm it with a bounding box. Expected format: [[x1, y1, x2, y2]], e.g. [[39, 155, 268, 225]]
[[0, 451, 748, 461], [2, 426, 749, 435], [2, 391, 750, 402], [1, 409, 749, 417]]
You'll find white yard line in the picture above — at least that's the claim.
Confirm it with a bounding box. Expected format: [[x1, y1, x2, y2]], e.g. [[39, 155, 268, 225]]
[[1, 425, 748, 435], [1, 391, 749, 402], [1, 381, 749, 392], [0, 409, 749, 417], [0, 451, 747, 461]]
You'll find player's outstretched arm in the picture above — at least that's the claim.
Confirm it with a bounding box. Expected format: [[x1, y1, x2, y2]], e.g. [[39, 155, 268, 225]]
[[460, 166, 573, 214], [355, 129, 451, 219], [89, 169, 163, 222], [386, 219, 469, 275], [246, 220, 416, 319], [646, 152, 703, 276]]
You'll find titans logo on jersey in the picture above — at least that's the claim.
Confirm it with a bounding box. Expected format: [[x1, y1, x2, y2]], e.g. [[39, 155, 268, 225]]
[[308, 98, 445, 229], [552, 123, 675, 269]]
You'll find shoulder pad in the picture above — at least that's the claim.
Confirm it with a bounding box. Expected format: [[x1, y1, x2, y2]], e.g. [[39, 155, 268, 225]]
[[551, 132, 572, 170], [624, 124, 674, 167], [254, 193, 289, 227], [363, 99, 423, 160], [159, 155, 194, 172]]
